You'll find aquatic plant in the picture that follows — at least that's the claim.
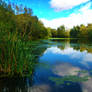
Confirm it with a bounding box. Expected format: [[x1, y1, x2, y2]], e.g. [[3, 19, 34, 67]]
[[0, 32, 38, 78], [49, 70, 91, 85], [50, 75, 89, 85]]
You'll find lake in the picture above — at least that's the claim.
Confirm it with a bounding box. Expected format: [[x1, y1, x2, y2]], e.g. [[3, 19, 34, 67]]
[[0, 39, 92, 92]]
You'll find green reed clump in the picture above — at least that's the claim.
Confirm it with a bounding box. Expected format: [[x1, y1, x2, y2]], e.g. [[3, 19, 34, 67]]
[[0, 31, 37, 78]]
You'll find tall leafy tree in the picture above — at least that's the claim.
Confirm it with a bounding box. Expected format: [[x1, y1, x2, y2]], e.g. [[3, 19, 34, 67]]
[[57, 25, 66, 38], [70, 26, 80, 38]]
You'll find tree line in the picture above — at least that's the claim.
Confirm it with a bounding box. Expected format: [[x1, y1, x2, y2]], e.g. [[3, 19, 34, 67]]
[[46, 24, 92, 40], [70, 24, 92, 39], [0, 0, 49, 41], [0, 0, 92, 40]]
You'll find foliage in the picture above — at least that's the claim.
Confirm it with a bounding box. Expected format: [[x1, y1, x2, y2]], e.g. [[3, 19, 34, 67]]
[[0, 0, 40, 77], [46, 25, 69, 38], [70, 24, 92, 40], [70, 26, 80, 38], [0, 32, 37, 77], [57, 25, 66, 38]]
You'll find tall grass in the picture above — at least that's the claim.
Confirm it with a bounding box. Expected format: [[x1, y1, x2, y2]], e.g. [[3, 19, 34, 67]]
[[0, 31, 37, 78]]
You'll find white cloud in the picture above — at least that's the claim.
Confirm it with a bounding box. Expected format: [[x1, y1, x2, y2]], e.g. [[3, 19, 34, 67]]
[[49, 0, 89, 11], [53, 63, 80, 76], [40, 3, 92, 29]]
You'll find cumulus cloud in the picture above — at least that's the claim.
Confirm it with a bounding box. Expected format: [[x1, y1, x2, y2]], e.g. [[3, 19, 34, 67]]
[[49, 0, 89, 11], [40, 3, 92, 29]]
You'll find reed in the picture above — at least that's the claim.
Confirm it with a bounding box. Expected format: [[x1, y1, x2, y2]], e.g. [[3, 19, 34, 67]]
[[0, 31, 37, 78]]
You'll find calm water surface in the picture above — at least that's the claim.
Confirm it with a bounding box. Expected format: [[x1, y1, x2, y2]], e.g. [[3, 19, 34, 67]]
[[0, 39, 92, 92]]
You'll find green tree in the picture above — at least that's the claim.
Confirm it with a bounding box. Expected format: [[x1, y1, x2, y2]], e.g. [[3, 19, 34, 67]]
[[57, 25, 66, 38], [87, 24, 92, 40], [70, 26, 80, 38], [79, 24, 88, 38], [51, 29, 57, 38]]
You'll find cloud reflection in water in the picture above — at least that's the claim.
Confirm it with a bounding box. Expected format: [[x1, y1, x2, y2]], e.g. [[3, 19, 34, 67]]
[[39, 46, 92, 92], [40, 46, 92, 68]]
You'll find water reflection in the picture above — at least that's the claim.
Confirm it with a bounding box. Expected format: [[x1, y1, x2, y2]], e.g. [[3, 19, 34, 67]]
[[82, 78, 92, 92], [0, 77, 32, 92], [0, 39, 92, 92], [52, 63, 80, 76], [0, 78, 52, 92], [38, 39, 92, 92], [40, 40, 92, 69]]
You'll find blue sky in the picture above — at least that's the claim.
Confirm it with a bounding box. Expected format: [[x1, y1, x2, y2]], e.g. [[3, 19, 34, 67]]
[[9, 0, 92, 29], [29, 0, 90, 20]]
